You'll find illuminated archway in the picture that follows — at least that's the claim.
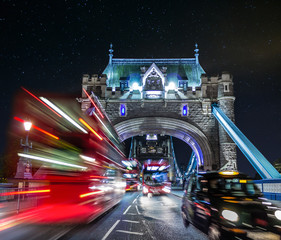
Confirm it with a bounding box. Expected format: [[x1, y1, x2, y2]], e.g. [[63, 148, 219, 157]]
[[114, 117, 214, 170]]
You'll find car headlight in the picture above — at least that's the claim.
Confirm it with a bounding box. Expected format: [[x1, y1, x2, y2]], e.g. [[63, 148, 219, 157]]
[[162, 186, 171, 193], [143, 186, 148, 194], [222, 209, 239, 222], [274, 210, 281, 220]]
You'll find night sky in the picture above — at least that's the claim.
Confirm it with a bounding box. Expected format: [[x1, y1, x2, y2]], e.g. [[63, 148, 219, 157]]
[[1, 0, 281, 177]]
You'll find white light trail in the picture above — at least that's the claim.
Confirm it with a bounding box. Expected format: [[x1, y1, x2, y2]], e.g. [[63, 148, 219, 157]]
[[18, 153, 87, 170], [80, 155, 96, 162], [40, 97, 87, 134]]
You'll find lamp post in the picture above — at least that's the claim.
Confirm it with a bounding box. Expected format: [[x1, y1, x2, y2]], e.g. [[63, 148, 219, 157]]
[[15, 120, 33, 179]]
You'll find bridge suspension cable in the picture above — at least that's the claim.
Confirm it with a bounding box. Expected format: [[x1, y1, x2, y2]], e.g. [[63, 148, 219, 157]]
[[212, 104, 281, 179]]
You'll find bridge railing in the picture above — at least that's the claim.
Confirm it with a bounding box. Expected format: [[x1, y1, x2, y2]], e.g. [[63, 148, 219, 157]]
[[253, 179, 281, 201], [0, 185, 48, 215]]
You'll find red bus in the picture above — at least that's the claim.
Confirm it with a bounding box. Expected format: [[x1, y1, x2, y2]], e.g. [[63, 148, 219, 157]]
[[142, 160, 171, 197]]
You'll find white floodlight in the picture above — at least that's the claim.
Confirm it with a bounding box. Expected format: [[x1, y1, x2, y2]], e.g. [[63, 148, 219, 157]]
[[168, 82, 176, 90], [132, 82, 139, 90]]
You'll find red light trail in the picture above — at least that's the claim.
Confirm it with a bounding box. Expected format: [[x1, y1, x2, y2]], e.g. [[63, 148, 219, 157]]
[[0, 189, 50, 196], [82, 88, 104, 118], [21, 87, 62, 117], [14, 116, 59, 140]]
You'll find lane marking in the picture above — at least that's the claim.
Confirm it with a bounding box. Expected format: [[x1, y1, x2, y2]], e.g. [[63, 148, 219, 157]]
[[136, 205, 140, 215], [116, 230, 144, 235], [122, 220, 140, 223], [49, 227, 73, 240], [101, 220, 120, 240], [123, 205, 131, 215], [127, 213, 137, 215], [142, 220, 156, 240], [133, 198, 137, 204]]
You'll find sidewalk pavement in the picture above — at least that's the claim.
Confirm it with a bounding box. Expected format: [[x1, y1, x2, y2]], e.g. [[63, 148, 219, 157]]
[[170, 188, 184, 198]]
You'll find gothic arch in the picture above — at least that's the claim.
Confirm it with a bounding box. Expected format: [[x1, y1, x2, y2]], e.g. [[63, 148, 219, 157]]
[[114, 117, 214, 170]]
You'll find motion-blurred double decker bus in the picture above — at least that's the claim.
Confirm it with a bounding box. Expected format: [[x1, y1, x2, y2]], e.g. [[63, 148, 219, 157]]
[[6, 89, 127, 224]]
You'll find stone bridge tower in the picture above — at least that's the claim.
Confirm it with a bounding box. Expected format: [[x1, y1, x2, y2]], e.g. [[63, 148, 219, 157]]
[[78, 44, 237, 171]]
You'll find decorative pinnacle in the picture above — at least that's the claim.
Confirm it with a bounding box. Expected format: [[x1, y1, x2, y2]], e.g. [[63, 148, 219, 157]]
[[194, 43, 199, 54], [109, 43, 114, 64], [109, 43, 114, 54], [194, 43, 199, 64]]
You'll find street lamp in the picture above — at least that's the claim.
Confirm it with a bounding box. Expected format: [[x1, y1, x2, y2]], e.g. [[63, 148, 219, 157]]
[[15, 120, 33, 179], [23, 121, 32, 131]]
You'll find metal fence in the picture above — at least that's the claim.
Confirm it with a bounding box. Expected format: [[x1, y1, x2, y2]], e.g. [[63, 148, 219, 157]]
[[0, 186, 43, 215], [253, 179, 281, 201]]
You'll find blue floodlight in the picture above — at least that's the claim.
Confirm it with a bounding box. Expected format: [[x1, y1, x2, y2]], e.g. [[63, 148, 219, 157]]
[[182, 105, 188, 116], [120, 104, 126, 116]]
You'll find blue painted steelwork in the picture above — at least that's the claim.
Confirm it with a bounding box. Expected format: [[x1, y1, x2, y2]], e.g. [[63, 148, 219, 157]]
[[212, 105, 281, 179], [253, 179, 281, 201], [170, 137, 182, 178], [128, 137, 134, 158], [184, 152, 197, 178]]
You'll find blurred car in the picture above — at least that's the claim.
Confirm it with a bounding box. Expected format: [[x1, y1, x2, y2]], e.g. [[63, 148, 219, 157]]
[[181, 171, 281, 240], [125, 179, 140, 191]]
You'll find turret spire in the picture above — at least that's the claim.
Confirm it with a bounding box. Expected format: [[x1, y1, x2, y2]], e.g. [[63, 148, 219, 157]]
[[194, 43, 199, 64], [109, 43, 114, 65]]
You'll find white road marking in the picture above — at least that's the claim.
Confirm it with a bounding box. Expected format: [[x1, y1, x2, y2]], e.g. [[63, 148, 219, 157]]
[[142, 220, 156, 240], [101, 220, 120, 240], [122, 220, 140, 223], [127, 213, 137, 215], [116, 230, 144, 235], [133, 198, 137, 204], [123, 205, 131, 215], [136, 205, 140, 215]]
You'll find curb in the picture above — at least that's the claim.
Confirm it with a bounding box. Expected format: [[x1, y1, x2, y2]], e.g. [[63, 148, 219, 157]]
[[170, 190, 183, 199]]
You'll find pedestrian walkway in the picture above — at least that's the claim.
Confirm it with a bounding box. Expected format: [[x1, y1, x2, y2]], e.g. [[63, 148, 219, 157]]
[[170, 188, 184, 198]]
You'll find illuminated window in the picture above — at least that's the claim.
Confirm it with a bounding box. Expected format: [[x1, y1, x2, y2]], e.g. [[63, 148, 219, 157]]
[[120, 104, 126, 116], [224, 83, 230, 92]]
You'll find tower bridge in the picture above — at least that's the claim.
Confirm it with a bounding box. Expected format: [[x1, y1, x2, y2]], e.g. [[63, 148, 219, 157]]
[[78, 44, 280, 180]]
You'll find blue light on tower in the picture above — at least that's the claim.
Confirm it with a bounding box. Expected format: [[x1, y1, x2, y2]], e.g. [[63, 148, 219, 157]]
[[120, 104, 126, 116], [182, 105, 188, 116]]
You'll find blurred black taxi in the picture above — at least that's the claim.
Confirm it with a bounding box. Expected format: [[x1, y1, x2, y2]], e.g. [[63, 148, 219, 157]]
[[181, 171, 281, 240]]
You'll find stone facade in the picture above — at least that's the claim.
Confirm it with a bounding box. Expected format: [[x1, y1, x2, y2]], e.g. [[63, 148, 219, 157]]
[[78, 46, 237, 171]]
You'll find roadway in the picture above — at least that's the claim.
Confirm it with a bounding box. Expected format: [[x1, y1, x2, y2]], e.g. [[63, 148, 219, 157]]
[[0, 191, 208, 240]]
